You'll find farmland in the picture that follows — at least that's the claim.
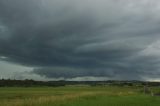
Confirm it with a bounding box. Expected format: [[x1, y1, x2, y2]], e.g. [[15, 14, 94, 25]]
[[0, 86, 160, 106]]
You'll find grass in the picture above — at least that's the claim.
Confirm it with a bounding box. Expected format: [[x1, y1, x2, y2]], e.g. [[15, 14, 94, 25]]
[[0, 86, 159, 106], [62, 95, 160, 106]]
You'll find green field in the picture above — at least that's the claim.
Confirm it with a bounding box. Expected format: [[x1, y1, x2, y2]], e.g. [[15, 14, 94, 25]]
[[0, 86, 160, 106]]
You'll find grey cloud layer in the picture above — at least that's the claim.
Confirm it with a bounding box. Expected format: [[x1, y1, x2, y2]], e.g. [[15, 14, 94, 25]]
[[0, 0, 160, 80]]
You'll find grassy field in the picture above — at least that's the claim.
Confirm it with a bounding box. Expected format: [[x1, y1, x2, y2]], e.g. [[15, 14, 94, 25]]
[[0, 86, 160, 106]]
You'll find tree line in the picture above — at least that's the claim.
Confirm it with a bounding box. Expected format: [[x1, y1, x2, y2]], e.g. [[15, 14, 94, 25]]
[[0, 79, 160, 87]]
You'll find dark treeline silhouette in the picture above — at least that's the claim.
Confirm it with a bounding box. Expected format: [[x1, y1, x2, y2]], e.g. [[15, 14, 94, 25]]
[[0, 79, 66, 87], [0, 79, 160, 87]]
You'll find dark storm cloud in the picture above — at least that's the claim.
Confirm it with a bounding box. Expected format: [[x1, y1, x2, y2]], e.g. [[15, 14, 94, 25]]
[[1, 0, 160, 80], [33, 67, 115, 78]]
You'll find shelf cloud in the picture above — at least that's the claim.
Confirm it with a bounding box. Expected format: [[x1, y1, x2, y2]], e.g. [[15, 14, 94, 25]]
[[1, 0, 160, 80]]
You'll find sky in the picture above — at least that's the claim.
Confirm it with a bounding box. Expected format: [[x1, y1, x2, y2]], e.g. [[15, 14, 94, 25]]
[[0, 0, 160, 81]]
